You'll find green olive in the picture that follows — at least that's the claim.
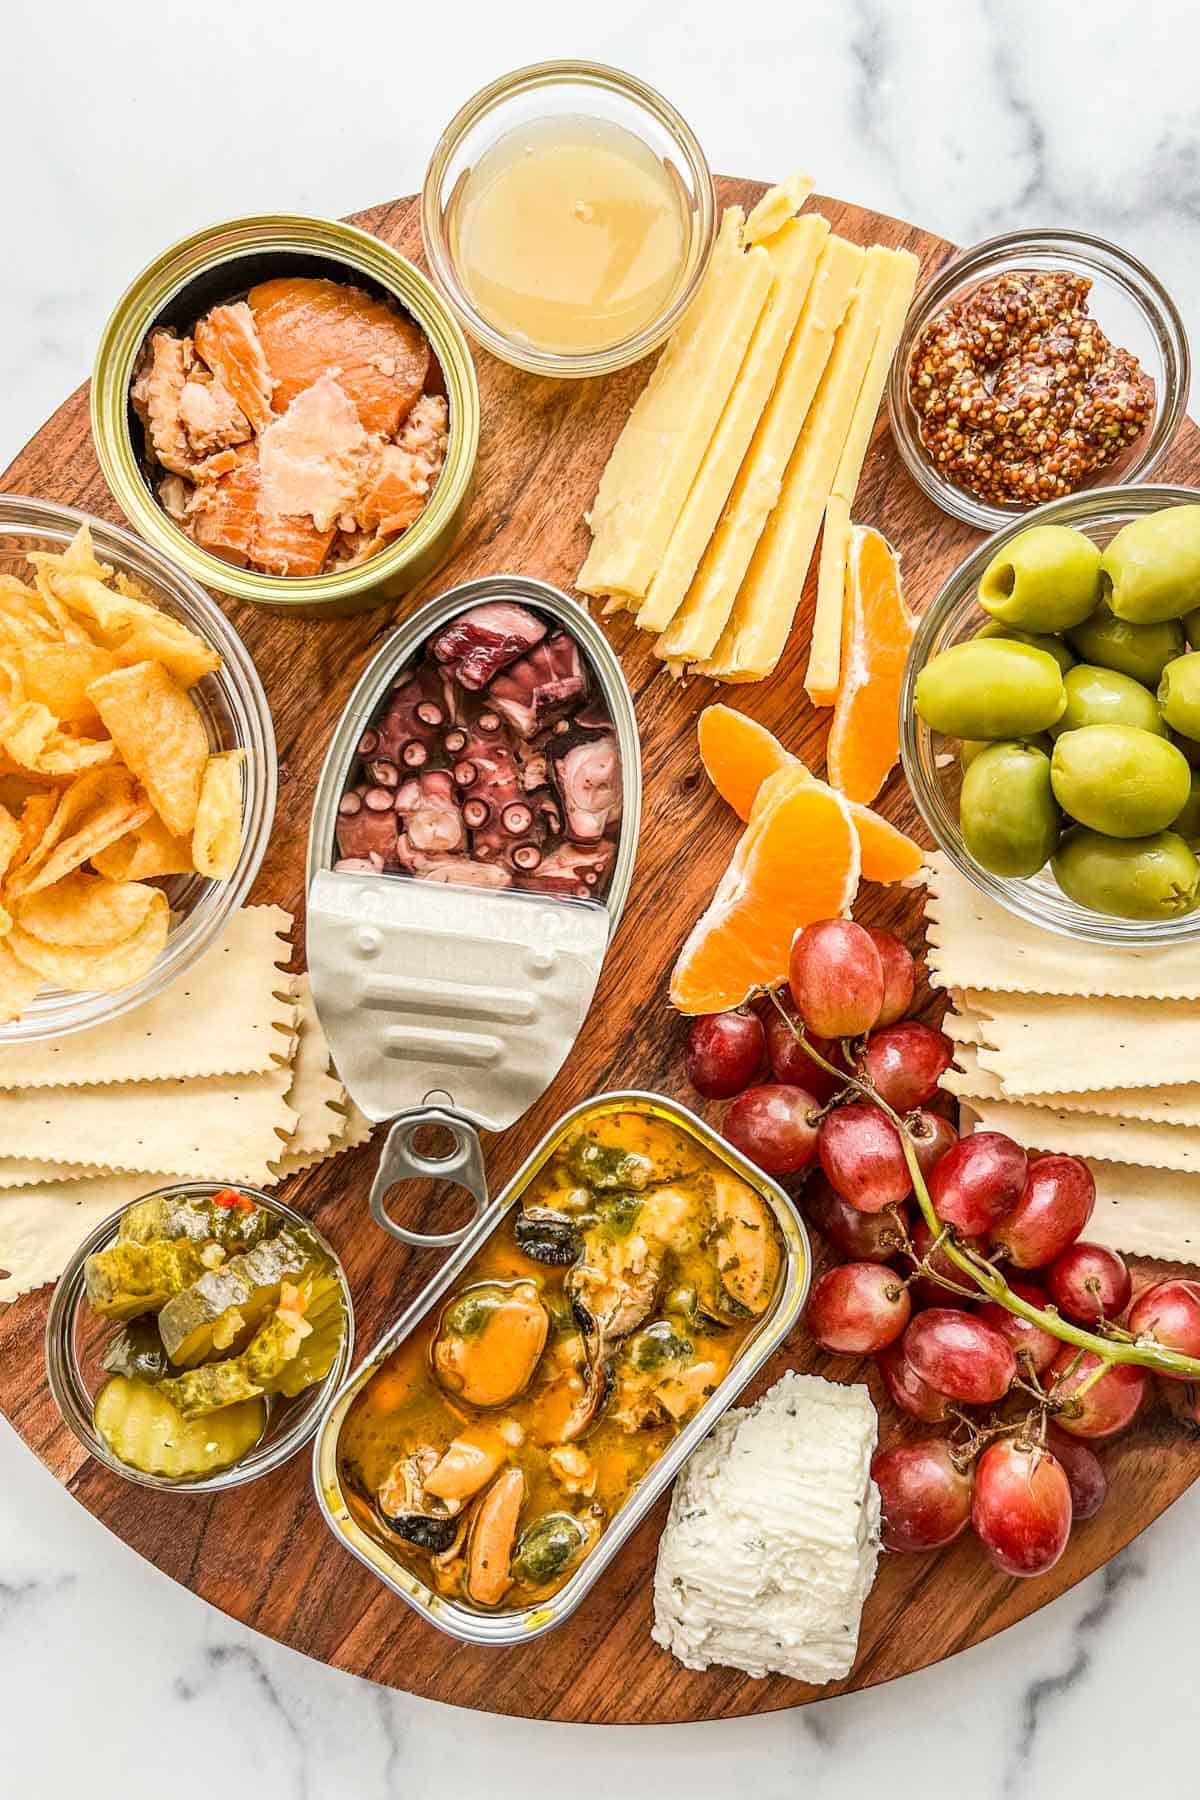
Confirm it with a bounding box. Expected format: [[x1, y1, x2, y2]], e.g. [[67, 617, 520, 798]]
[[976, 620, 1076, 674], [961, 732, 1051, 770], [1066, 602, 1185, 687], [1159, 653, 1200, 740], [1053, 828, 1200, 920], [960, 742, 1058, 878], [1099, 506, 1200, 624], [1172, 772, 1200, 846], [1050, 724, 1191, 838], [978, 525, 1101, 632], [1049, 664, 1166, 738], [915, 640, 1066, 740]]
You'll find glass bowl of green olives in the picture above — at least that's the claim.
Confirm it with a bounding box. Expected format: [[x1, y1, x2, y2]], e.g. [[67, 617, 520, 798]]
[[901, 484, 1200, 945], [46, 1182, 355, 1493]]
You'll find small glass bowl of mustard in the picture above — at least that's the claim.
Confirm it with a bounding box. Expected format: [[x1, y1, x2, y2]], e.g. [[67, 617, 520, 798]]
[[422, 61, 717, 378], [887, 229, 1189, 532]]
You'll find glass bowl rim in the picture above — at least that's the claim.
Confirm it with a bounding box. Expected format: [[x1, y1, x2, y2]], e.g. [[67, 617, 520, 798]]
[[44, 1180, 354, 1493], [420, 57, 718, 378], [900, 480, 1200, 945], [0, 495, 276, 1040], [885, 226, 1191, 532]]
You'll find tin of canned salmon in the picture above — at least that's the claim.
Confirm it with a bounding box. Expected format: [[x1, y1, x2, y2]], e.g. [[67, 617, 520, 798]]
[[91, 214, 479, 616], [305, 572, 640, 1239], [312, 1089, 810, 1646]]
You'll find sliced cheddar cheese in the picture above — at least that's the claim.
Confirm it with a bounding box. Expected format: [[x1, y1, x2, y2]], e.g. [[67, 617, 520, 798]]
[[655, 234, 864, 665], [698, 245, 906, 682], [744, 172, 816, 246], [635, 213, 829, 635], [804, 248, 918, 703], [576, 210, 772, 601]]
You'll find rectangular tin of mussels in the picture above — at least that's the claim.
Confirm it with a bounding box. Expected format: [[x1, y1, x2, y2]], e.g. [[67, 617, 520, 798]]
[[312, 1089, 811, 1646]]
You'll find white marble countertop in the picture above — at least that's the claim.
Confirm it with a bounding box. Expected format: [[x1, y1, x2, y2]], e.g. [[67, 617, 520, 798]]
[[3, 2, 1200, 1794]]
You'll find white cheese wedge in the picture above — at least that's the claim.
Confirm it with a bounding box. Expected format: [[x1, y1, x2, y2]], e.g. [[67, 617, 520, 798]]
[[698, 245, 906, 681], [652, 1372, 880, 1685], [804, 249, 919, 703], [655, 235, 864, 666], [744, 172, 816, 245], [576, 210, 772, 601], [635, 214, 829, 635]]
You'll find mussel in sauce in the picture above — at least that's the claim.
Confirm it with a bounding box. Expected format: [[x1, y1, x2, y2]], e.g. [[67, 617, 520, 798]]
[[433, 1281, 548, 1408], [709, 1173, 782, 1317], [513, 1206, 583, 1267], [377, 1448, 461, 1552], [465, 1466, 525, 1606], [566, 1137, 653, 1193], [511, 1511, 596, 1587]]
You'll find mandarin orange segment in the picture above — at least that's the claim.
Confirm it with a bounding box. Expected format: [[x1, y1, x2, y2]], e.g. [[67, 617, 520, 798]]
[[699, 701, 924, 882], [670, 769, 860, 1014], [826, 525, 915, 806]]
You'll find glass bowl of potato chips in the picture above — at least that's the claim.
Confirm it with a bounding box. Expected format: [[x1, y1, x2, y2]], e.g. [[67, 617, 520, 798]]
[[0, 497, 275, 1040]]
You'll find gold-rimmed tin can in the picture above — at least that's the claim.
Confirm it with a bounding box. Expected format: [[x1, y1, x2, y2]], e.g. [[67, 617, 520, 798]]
[[91, 214, 480, 617]]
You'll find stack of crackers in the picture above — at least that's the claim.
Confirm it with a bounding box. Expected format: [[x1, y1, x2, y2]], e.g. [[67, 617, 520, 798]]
[[926, 852, 1200, 1266], [0, 905, 372, 1299]]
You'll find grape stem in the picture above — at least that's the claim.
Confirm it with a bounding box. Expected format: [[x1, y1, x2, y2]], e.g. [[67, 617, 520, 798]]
[[768, 992, 1200, 1382]]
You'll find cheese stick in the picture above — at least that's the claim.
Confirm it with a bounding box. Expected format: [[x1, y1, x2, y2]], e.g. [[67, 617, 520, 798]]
[[744, 172, 815, 245], [635, 214, 829, 634], [698, 246, 910, 682], [655, 235, 864, 664], [577, 210, 771, 600], [804, 248, 918, 704]]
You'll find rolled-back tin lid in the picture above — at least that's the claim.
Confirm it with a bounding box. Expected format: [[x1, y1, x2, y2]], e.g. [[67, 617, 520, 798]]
[[306, 574, 640, 1194]]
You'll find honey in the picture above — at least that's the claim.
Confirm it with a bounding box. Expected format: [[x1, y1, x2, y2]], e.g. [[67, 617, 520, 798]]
[[448, 115, 688, 356]]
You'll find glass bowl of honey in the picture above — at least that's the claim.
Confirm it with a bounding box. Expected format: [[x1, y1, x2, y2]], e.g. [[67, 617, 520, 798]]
[[422, 61, 716, 378]]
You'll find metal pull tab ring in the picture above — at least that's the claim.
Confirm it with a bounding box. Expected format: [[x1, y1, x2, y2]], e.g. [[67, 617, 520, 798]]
[[369, 1107, 491, 1248]]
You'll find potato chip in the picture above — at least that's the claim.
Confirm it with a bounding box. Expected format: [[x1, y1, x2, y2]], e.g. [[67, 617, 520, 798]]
[[92, 814, 195, 882], [192, 749, 245, 880], [7, 768, 152, 899], [0, 804, 20, 881], [41, 570, 220, 688], [15, 872, 159, 948], [15, 642, 116, 731], [0, 700, 116, 777], [28, 522, 112, 585], [0, 937, 42, 1021], [13, 790, 58, 869], [87, 661, 208, 838], [6, 888, 168, 992]]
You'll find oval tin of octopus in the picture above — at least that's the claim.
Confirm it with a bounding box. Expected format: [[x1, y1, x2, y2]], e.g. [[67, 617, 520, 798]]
[[312, 1089, 811, 1647], [91, 213, 479, 615]]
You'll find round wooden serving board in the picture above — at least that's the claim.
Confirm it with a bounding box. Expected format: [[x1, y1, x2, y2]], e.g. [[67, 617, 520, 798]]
[[3, 182, 1200, 1724]]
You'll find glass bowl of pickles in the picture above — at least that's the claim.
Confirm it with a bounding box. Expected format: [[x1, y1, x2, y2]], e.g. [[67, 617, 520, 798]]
[[422, 60, 716, 377], [901, 483, 1200, 945], [46, 1182, 353, 1492]]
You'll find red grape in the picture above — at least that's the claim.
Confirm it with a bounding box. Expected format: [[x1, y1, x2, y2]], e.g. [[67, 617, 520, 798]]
[[876, 1339, 954, 1422], [818, 1103, 911, 1212], [1049, 1348, 1146, 1438], [1127, 1279, 1200, 1373], [990, 1154, 1095, 1269], [908, 1216, 982, 1309], [803, 1174, 910, 1263], [722, 1084, 820, 1176], [1045, 1425, 1107, 1522], [1160, 1377, 1200, 1427], [1047, 1243, 1131, 1325], [971, 1440, 1072, 1577], [929, 1132, 1027, 1235], [686, 1009, 765, 1099], [862, 1021, 953, 1112], [763, 1006, 847, 1103], [872, 1438, 972, 1552], [789, 920, 884, 1037], [904, 1308, 1017, 1403], [807, 1263, 911, 1355], [978, 1278, 1059, 1375], [906, 1110, 958, 1180], [866, 927, 916, 1026]]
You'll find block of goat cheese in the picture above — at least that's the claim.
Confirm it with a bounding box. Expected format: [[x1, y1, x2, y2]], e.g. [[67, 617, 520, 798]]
[[651, 1372, 880, 1684]]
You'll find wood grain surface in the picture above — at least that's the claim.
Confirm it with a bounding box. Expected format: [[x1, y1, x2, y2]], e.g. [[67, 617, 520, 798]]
[[2, 181, 1199, 1725]]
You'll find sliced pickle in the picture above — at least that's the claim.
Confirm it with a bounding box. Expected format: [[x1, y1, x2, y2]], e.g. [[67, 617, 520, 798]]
[[84, 1238, 222, 1321], [158, 1226, 330, 1368], [119, 1192, 275, 1254], [94, 1375, 265, 1478], [158, 1278, 345, 1417], [101, 1316, 171, 1384]]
